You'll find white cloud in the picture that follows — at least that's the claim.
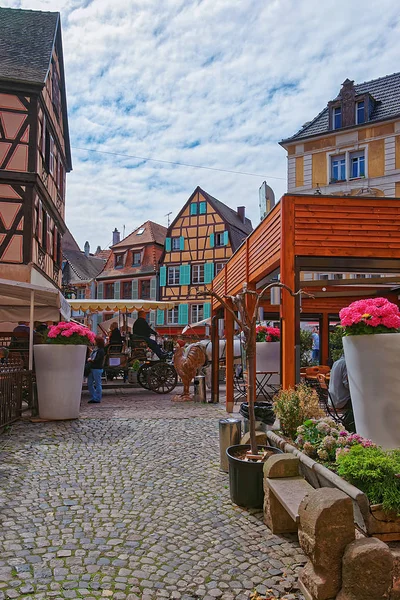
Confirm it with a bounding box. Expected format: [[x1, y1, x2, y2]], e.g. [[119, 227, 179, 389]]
[[3, 0, 400, 248]]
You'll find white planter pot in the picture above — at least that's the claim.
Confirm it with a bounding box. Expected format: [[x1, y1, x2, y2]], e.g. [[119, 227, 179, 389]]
[[256, 341, 280, 387], [343, 334, 400, 448], [34, 345, 87, 420]]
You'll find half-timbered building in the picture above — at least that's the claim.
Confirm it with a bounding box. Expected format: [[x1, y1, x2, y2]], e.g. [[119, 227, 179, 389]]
[[157, 187, 253, 335], [0, 8, 71, 289], [96, 222, 167, 327]]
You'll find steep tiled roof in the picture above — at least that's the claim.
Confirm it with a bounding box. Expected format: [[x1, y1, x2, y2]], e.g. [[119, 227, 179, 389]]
[[0, 8, 59, 85], [62, 230, 106, 284], [282, 72, 400, 143], [200, 188, 253, 235], [112, 221, 167, 249]]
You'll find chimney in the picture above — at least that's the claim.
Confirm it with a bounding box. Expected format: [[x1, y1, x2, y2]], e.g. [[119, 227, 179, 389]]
[[84, 241, 90, 257], [112, 228, 120, 245], [237, 206, 246, 224]]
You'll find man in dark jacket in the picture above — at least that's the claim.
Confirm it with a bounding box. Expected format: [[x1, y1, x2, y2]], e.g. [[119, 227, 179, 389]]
[[132, 312, 167, 359]]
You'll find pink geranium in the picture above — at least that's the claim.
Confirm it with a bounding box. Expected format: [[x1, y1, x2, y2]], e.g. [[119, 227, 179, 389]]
[[340, 297, 400, 335], [256, 325, 280, 342], [47, 322, 96, 346]]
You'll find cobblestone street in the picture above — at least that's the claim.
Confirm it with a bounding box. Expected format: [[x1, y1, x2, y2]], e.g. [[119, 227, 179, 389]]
[[0, 389, 306, 600]]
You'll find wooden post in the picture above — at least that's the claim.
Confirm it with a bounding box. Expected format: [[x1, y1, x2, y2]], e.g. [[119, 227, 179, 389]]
[[28, 290, 34, 371], [211, 312, 220, 404], [321, 312, 329, 366], [280, 196, 296, 389], [224, 300, 234, 413]]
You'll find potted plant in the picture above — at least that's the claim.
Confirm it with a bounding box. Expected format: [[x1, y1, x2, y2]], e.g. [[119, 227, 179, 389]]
[[255, 325, 280, 388], [199, 282, 308, 508], [34, 322, 96, 420], [128, 359, 141, 384], [340, 297, 400, 448]]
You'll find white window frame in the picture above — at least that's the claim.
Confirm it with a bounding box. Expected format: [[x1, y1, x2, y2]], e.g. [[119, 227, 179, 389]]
[[215, 262, 225, 275], [171, 237, 181, 251], [330, 154, 346, 182], [332, 106, 342, 130], [191, 304, 204, 323], [192, 264, 205, 284], [327, 145, 368, 184], [115, 253, 124, 268], [132, 252, 141, 266], [215, 232, 225, 247], [356, 100, 365, 125], [349, 150, 365, 179], [168, 266, 180, 285], [167, 307, 179, 324], [77, 288, 85, 299]]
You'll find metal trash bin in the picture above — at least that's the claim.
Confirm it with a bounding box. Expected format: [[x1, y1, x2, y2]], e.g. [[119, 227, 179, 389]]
[[219, 418, 241, 472], [194, 375, 207, 402]]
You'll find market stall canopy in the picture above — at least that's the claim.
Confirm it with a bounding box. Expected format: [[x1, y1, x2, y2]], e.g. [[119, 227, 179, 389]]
[[0, 279, 71, 322], [67, 299, 176, 313]]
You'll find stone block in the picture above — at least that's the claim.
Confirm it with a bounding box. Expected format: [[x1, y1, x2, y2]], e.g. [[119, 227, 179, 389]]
[[391, 545, 400, 600], [263, 483, 298, 534], [337, 538, 393, 600], [240, 431, 267, 446], [298, 488, 355, 600], [263, 454, 299, 478]]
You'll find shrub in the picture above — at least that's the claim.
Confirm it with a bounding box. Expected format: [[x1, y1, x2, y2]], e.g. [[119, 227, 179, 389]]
[[336, 445, 400, 514], [273, 383, 324, 440], [329, 325, 344, 363], [300, 328, 313, 367]]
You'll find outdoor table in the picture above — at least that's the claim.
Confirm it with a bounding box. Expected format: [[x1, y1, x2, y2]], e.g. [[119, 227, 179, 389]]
[[255, 371, 280, 401]]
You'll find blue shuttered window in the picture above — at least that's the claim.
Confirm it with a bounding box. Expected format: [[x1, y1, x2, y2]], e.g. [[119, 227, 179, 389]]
[[203, 303, 211, 319], [209, 232, 215, 248], [204, 262, 214, 284], [150, 277, 157, 299], [199, 201, 207, 214], [223, 230, 229, 246], [179, 264, 191, 285], [156, 309, 164, 325], [159, 266, 167, 287], [97, 282, 103, 299], [178, 304, 189, 325], [190, 202, 198, 215], [114, 281, 120, 299], [165, 237, 171, 252], [179, 236, 185, 250], [132, 280, 139, 299]]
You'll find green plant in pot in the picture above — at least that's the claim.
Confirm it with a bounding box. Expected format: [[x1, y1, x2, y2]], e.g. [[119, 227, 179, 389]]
[[199, 282, 308, 508]]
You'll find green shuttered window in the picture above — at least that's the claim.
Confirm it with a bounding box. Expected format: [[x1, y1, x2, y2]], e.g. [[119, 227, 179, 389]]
[[132, 279, 139, 299], [97, 282, 103, 299], [114, 281, 120, 299], [203, 303, 211, 319], [199, 201, 207, 214], [159, 266, 167, 287], [204, 262, 214, 284], [190, 202, 198, 215], [165, 237, 171, 252], [178, 304, 189, 325], [180, 236, 185, 250], [156, 309, 164, 325], [150, 277, 157, 300], [209, 232, 215, 248], [223, 230, 229, 246]]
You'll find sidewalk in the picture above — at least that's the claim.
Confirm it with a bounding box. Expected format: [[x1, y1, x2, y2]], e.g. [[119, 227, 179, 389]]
[[0, 387, 305, 600]]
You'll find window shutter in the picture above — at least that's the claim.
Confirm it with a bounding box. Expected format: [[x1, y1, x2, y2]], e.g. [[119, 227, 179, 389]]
[[180, 264, 191, 285], [165, 237, 171, 252], [149, 310, 156, 326], [114, 281, 120, 299], [150, 277, 157, 300], [132, 279, 139, 299], [178, 303, 189, 325], [209, 232, 215, 248], [37, 201, 43, 244], [179, 236, 185, 250], [156, 309, 164, 325], [223, 230, 229, 246], [199, 201, 207, 214], [53, 225, 58, 259], [159, 266, 166, 287], [204, 262, 214, 284], [190, 202, 197, 215], [97, 282, 104, 299], [203, 303, 211, 319]]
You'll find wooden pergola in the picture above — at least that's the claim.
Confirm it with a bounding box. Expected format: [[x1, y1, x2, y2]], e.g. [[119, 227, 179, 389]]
[[210, 193, 400, 408]]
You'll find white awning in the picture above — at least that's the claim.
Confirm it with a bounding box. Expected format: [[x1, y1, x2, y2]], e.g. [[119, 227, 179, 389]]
[[182, 317, 211, 334], [67, 299, 176, 313], [0, 278, 70, 322]]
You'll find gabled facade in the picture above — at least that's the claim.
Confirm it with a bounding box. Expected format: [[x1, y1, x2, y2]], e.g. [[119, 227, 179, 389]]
[[96, 222, 167, 325], [158, 186, 253, 335], [0, 8, 71, 289], [280, 73, 400, 199], [62, 230, 107, 300]]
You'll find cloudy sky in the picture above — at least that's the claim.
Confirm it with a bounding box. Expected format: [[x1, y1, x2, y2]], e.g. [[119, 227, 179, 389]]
[[4, 0, 400, 249]]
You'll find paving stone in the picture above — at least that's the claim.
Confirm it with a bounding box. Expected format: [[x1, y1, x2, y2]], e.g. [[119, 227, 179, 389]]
[[0, 391, 305, 599]]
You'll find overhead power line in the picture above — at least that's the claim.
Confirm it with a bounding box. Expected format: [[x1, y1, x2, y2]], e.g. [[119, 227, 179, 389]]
[[71, 145, 286, 180]]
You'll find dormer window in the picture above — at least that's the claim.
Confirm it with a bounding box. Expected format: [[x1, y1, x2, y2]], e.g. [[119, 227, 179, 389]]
[[356, 101, 365, 124], [333, 106, 342, 129], [132, 252, 141, 266], [115, 253, 124, 268]]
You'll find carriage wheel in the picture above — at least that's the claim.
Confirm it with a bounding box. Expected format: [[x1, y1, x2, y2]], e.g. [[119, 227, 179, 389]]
[[147, 363, 177, 394], [137, 363, 152, 389]]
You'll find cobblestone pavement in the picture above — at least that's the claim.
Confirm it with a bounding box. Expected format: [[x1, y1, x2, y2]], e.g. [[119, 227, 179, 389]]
[[0, 388, 306, 600]]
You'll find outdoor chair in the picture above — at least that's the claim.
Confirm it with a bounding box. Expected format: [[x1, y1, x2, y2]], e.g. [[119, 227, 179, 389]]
[[315, 374, 354, 430]]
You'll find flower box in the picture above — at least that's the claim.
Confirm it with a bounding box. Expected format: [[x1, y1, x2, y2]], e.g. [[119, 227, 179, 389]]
[[266, 430, 400, 541]]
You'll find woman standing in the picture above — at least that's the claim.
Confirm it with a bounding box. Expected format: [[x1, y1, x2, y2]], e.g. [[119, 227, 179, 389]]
[[87, 336, 105, 404]]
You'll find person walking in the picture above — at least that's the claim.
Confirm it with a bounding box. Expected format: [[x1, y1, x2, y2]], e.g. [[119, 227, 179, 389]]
[[86, 336, 105, 404], [311, 326, 320, 363]]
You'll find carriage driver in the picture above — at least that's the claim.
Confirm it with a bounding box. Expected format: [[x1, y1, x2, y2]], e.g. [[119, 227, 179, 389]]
[[132, 311, 168, 359]]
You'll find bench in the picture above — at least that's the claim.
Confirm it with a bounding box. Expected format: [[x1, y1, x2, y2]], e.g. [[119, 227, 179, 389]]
[[263, 454, 313, 534]]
